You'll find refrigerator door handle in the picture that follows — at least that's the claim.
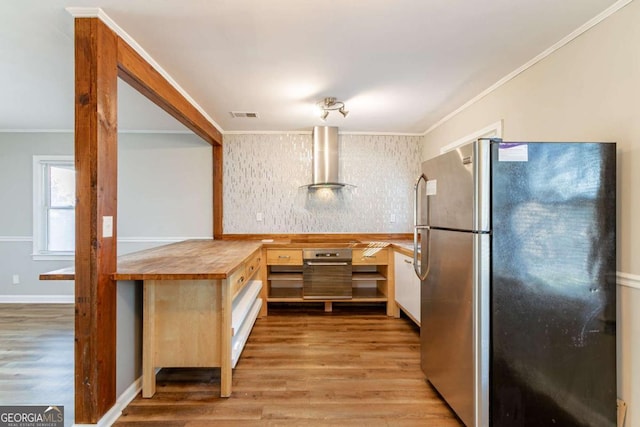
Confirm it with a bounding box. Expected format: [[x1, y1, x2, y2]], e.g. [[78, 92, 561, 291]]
[[414, 174, 430, 280]]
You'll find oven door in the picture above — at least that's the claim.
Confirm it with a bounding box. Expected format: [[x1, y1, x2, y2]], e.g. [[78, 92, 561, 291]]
[[303, 261, 353, 299]]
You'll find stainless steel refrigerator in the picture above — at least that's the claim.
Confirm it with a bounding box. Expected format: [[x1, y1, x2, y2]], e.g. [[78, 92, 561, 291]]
[[413, 139, 616, 426]]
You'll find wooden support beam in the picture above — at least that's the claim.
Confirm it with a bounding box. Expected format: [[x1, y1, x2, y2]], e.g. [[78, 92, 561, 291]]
[[116, 39, 222, 146], [213, 144, 224, 238], [73, 13, 225, 422], [74, 18, 118, 423]]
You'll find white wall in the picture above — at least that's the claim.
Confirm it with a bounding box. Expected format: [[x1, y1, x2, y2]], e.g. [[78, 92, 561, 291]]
[[0, 131, 213, 298], [223, 133, 421, 234], [116, 280, 142, 397], [421, 1, 639, 424], [118, 133, 212, 244]]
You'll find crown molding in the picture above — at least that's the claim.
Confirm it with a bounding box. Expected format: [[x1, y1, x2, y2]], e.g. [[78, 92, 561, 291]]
[[341, 131, 424, 137], [223, 130, 423, 137], [223, 130, 312, 136]]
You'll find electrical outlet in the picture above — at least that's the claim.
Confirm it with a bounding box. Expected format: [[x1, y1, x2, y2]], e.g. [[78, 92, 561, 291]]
[[256, 212, 264, 222], [102, 216, 113, 238], [390, 214, 396, 223], [12, 274, 19, 285]]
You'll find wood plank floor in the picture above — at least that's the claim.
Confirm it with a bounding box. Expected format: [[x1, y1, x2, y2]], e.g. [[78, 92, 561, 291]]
[[115, 303, 462, 426], [0, 303, 74, 427]]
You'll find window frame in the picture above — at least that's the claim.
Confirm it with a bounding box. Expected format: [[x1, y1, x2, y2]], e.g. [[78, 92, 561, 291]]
[[32, 155, 75, 261]]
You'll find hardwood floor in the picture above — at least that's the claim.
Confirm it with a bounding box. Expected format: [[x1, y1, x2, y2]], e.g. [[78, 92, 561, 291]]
[[115, 303, 462, 426], [0, 303, 462, 426], [0, 303, 74, 427]]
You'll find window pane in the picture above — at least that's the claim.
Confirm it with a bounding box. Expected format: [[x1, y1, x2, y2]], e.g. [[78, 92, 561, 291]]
[[48, 209, 75, 252], [50, 165, 75, 207]]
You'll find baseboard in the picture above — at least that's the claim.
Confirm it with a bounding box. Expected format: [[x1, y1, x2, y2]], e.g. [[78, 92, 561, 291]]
[[0, 295, 74, 303], [73, 377, 142, 427]]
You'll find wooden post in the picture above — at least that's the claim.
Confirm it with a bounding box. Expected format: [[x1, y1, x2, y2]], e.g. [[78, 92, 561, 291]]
[[72, 11, 224, 423], [213, 144, 224, 238], [74, 17, 118, 423]]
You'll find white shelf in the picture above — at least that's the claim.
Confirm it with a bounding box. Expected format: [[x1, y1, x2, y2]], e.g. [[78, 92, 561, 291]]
[[232, 280, 262, 336], [231, 297, 262, 368]]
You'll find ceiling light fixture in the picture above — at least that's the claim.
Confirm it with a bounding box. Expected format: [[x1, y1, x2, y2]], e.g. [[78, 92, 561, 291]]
[[317, 97, 349, 121]]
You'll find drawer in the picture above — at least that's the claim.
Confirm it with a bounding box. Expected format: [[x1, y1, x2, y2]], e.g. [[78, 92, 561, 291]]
[[245, 250, 262, 280], [352, 248, 388, 265], [266, 249, 302, 265], [229, 266, 249, 297]]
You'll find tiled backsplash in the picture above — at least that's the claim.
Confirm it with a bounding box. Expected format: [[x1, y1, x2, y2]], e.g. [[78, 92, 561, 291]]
[[223, 133, 422, 233]]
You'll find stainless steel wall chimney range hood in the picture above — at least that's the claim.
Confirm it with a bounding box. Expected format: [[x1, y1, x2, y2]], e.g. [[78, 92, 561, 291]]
[[304, 126, 351, 190]]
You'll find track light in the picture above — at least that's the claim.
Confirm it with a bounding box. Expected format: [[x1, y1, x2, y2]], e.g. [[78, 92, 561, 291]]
[[316, 97, 349, 120]]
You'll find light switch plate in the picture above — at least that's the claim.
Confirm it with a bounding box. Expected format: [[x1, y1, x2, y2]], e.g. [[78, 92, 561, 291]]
[[103, 216, 113, 238]]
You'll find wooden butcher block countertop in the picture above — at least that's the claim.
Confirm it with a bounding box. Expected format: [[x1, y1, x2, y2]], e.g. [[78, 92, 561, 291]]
[[40, 236, 415, 281], [259, 238, 415, 257], [40, 239, 262, 281], [114, 239, 262, 280]]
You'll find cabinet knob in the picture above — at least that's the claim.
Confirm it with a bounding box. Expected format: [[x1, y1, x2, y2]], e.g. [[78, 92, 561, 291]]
[[404, 259, 413, 265], [238, 276, 245, 284], [278, 255, 290, 259]]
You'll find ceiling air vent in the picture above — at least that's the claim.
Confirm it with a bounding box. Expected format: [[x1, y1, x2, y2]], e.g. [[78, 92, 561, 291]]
[[229, 111, 259, 118]]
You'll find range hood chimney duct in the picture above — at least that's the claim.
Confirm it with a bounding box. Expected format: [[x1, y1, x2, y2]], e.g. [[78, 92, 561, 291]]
[[308, 126, 347, 189]]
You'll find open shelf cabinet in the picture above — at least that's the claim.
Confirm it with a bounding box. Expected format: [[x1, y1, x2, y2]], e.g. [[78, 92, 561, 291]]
[[263, 248, 395, 315]]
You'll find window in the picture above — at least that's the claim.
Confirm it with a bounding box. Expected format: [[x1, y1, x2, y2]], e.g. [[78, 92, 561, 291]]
[[33, 156, 75, 260]]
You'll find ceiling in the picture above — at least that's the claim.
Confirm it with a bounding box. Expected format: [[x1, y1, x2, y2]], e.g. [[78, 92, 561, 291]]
[[0, 0, 620, 134]]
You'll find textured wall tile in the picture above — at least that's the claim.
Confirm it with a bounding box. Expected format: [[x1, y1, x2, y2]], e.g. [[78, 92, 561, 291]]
[[223, 133, 421, 233]]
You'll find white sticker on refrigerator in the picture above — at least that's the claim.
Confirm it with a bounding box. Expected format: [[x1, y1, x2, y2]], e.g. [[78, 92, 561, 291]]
[[426, 180, 437, 196], [498, 143, 529, 162]]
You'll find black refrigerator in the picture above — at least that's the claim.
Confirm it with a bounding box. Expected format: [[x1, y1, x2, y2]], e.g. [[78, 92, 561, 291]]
[[412, 139, 616, 426]]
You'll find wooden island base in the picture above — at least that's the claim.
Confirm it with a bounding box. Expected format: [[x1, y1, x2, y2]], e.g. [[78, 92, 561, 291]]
[[142, 278, 233, 398], [110, 240, 263, 399]]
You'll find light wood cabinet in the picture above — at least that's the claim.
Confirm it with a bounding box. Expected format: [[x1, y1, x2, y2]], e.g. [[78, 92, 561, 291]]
[[394, 251, 421, 326], [142, 247, 263, 398], [264, 246, 396, 316], [245, 250, 262, 278], [352, 247, 389, 265], [266, 249, 303, 265]]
